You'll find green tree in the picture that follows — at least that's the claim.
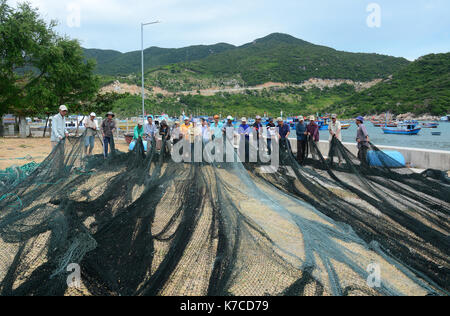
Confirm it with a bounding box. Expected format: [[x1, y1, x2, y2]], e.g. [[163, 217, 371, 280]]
[[0, 1, 99, 137]]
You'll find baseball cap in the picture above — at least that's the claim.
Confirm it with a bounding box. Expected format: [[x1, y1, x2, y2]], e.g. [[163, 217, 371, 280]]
[[59, 105, 68, 111]]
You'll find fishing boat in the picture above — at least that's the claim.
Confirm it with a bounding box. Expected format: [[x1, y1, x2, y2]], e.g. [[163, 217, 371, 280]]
[[422, 122, 439, 129], [371, 120, 384, 127], [317, 119, 329, 131], [341, 123, 351, 130], [440, 115, 449, 122], [386, 122, 398, 128], [382, 123, 421, 135]]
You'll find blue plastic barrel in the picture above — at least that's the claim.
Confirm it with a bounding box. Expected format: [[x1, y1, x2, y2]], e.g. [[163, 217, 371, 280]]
[[129, 141, 148, 152], [367, 150, 406, 168]]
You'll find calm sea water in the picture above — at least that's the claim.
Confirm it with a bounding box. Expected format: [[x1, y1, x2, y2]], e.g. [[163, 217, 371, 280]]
[[289, 122, 450, 152]]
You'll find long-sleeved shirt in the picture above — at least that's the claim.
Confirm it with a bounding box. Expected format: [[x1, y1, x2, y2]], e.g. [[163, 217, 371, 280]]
[[278, 124, 290, 139], [133, 126, 144, 140], [266, 122, 276, 138], [306, 122, 320, 142], [295, 122, 307, 141], [51, 113, 68, 142], [84, 118, 98, 137], [180, 123, 192, 139], [172, 127, 181, 140], [238, 124, 251, 139], [159, 126, 171, 140], [101, 119, 116, 138], [201, 125, 211, 142], [356, 124, 369, 149], [223, 123, 235, 139], [210, 122, 223, 139], [252, 122, 263, 139], [144, 123, 157, 138], [328, 121, 342, 141]]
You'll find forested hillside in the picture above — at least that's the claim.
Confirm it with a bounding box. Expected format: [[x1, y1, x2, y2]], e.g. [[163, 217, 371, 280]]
[[327, 53, 450, 116]]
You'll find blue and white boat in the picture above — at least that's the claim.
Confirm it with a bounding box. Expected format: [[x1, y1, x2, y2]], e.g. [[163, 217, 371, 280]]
[[382, 123, 421, 135], [440, 115, 450, 122]]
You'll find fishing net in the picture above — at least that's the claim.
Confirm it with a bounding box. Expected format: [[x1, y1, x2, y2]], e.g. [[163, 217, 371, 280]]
[[248, 137, 449, 294], [0, 131, 448, 296], [0, 162, 40, 192]]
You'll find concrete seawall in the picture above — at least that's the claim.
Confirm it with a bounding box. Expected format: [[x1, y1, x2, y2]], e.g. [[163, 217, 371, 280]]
[[289, 139, 450, 171]]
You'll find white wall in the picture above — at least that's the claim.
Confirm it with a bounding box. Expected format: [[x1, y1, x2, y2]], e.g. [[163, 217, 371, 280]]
[[289, 139, 450, 171]]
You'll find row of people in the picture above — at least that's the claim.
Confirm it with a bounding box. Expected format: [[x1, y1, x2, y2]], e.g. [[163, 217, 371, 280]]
[[51, 106, 370, 164]]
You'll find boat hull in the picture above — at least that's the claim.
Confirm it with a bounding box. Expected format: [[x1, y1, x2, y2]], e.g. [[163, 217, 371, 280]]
[[382, 128, 421, 135]]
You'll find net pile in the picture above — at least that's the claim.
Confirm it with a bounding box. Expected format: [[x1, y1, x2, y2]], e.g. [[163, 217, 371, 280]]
[[0, 133, 448, 296]]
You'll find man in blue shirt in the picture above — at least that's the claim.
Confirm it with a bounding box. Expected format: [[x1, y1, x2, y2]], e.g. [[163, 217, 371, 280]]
[[277, 117, 290, 140], [277, 118, 291, 155], [295, 116, 307, 164]]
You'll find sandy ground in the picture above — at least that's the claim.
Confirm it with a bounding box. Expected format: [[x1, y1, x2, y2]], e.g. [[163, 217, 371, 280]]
[[0, 137, 129, 170]]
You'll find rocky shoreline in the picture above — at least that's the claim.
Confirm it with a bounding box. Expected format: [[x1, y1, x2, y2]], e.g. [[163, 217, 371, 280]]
[[365, 112, 443, 121]]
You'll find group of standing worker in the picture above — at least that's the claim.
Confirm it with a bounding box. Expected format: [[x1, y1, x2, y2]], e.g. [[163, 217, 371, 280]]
[[50, 105, 116, 159], [51, 105, 371, 165]]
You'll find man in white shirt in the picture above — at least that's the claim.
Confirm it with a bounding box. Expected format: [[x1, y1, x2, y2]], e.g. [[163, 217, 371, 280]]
[[328, 114, 342, 165], [144, 116, 157, 141], [329, 114, 342, 142], [84, 113, 98, 155], [51, 105, 69, 149]]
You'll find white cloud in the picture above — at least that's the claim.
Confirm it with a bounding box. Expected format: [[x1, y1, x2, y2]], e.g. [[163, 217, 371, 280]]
[[6, 0, 450, 59]]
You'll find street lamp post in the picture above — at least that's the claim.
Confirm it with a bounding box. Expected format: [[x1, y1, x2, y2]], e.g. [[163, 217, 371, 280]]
[[141, 21, 160, 119]]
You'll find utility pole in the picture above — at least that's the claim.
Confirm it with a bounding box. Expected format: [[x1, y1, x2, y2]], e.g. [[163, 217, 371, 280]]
[[141, 21, 161, 119]]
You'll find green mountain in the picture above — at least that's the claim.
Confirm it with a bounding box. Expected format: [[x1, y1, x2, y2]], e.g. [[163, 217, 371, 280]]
[[327, 53, 450, 116], [85, 33, 410, 86], [181, 33, 410, 85], [84, 43, 235, 76]]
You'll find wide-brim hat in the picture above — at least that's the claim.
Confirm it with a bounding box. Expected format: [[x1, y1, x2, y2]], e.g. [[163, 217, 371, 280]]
[[106, 112, 115, 118], [356, 116, 364, 122]]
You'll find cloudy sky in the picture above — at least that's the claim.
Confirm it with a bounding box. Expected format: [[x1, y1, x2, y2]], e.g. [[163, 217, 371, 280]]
[[8, 0, 450, 60]]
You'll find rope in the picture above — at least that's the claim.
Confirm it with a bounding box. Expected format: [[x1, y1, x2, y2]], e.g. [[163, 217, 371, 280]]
[[0, 193, 23, 209], [0, 155, 38, 161]]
